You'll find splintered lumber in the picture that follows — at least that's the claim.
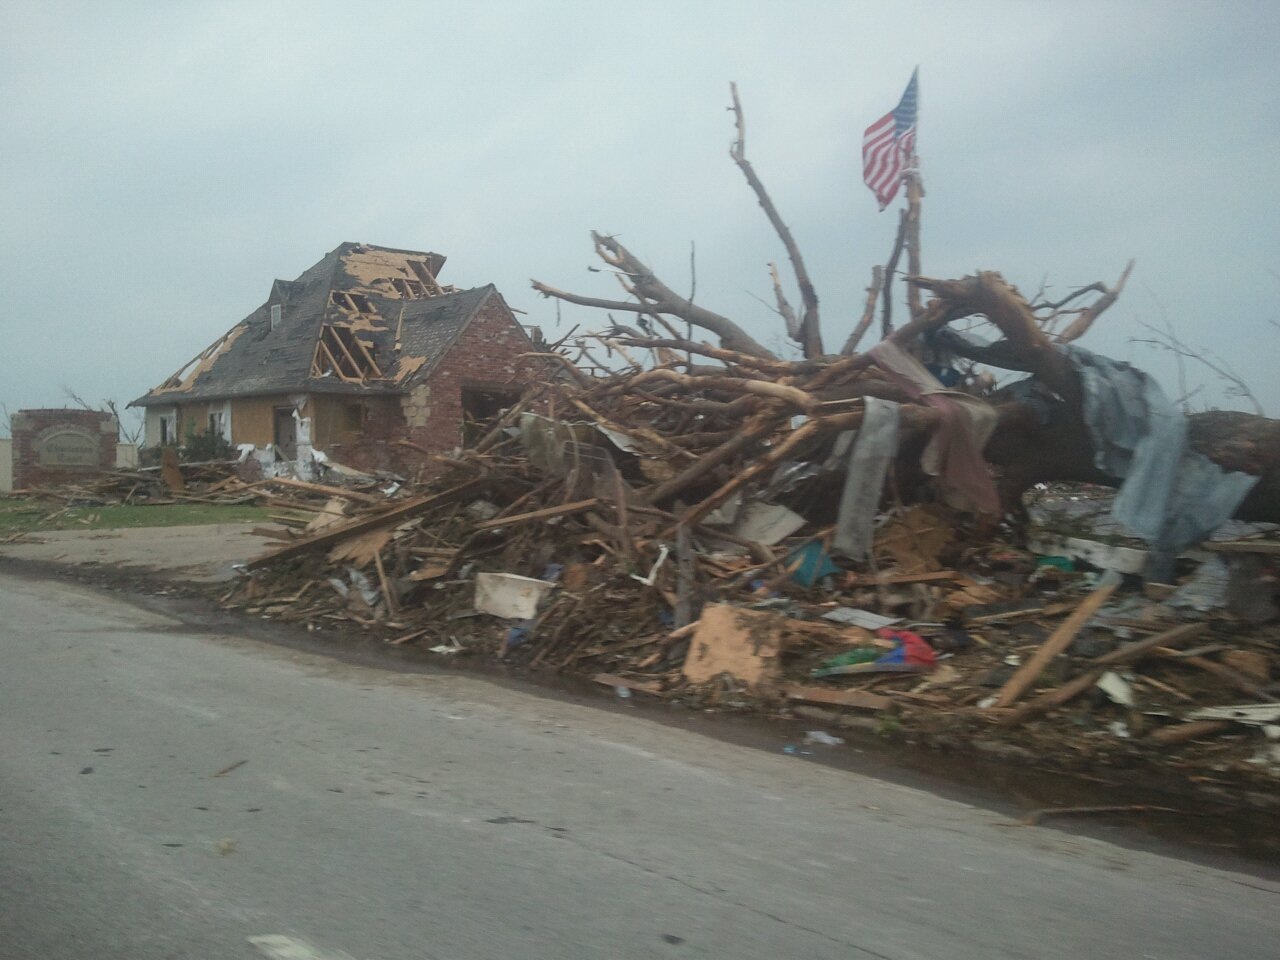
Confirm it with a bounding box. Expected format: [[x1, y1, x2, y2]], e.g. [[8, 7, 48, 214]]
[[328, 527, 394, 566], [160, 447, 185, 492], [471, 498, 600, 532], [964, 601, 1077, 626], [373, 548, 398, 617], [259, 476, 384, 505], [997, 622, 1207, 726], [990, 582, 1118, 708], [1203, 540, 1280, 555], [592, 673, 663, 696], [868, 570, 958, 585], [244, 479, 481, 570], [784, 686, 892, 711], [1147, 719, 1232, 746], [1164, 653, 1280, 702]]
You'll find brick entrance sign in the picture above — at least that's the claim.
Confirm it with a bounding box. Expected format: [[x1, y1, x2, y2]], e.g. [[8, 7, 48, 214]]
[[10, 409, 118, 490]]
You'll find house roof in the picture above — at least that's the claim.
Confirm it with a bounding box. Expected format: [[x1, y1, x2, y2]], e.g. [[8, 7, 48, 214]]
[[131, 242, 510, 407]]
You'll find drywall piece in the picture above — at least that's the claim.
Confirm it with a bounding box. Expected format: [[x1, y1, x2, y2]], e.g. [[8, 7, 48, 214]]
[[821, 607, 901, 631], [474, 572, 556, 620], [731, 501, 807, 546]]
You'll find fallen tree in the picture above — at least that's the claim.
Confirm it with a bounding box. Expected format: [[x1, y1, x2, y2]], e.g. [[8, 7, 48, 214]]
[[528, 85, 1279, 539]]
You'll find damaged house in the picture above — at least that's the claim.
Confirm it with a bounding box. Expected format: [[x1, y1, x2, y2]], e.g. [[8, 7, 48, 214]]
[[131, 242, 549, 475]]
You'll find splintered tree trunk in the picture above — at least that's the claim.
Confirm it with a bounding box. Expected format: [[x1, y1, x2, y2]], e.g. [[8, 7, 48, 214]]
[[984, 403, 1280, 524]]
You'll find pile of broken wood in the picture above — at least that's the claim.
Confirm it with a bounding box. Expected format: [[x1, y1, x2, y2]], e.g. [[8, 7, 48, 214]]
[[2, 452, 395, 530], [218, 338, 1280, 788]]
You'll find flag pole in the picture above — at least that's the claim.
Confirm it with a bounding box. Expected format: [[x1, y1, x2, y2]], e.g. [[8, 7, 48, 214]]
[[904, 67, 923, 321], [904, 169, 923, 322]]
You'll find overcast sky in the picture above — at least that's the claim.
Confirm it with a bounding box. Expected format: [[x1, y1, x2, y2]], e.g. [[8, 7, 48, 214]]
[[2, 0, 1277, 437]]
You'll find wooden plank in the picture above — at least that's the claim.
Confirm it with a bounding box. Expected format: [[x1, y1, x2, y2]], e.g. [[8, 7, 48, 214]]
[[991, 583, 1118, 708], [1165, 653, 1280, 702], [244, 479, 481, 570], [1147, 719, 1232, 745], [996, 668, 1105, 726], [261, 476, 383, 505], [472, 498, 600, 532], [373, 547, 398, 618], [160, 446, 185, 491], [1203, 540, 1280, 555], [315, 338, 355, 381], [325, 325, 365, 378], [784, 685, 892, 711], [347, 330, 384, 377], [1092, 622, 1207, 666], [592, 673, 663, 696], [964, 601, 1077, 626], [997, 622, 1207, 726], [866, 570, 958, 585]]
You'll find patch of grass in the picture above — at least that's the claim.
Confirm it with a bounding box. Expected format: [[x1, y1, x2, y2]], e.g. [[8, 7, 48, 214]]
[[0, 499, 280, 533]]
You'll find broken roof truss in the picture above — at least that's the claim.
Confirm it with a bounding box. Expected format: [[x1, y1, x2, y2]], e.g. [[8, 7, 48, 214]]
[[311, 323, 384, 382]]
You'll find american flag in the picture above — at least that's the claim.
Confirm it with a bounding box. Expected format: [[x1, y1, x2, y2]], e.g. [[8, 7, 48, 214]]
[[862, 69, 918, 210]]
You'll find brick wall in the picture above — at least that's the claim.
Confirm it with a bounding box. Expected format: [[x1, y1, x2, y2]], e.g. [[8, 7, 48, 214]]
[[397, 293, 551, 477], [321, 396, 407, 474], [10, 409, 118, 490]]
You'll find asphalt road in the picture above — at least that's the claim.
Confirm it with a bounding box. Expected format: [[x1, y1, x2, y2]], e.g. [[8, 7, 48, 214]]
[[2, 573, 1278, 960]]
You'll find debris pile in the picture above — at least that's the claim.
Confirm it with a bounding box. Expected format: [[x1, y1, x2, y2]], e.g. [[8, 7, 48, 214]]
[[215, 328, 1280, 794], [0, 450, 391, 534]]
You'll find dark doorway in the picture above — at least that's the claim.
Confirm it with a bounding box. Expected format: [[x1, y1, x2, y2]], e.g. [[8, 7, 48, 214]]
[[461, 387, 520, 446], [273, 407, 298, 459]]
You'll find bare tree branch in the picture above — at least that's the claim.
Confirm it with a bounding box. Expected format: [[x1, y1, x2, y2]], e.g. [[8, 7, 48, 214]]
[[1053, 260, 1135, 343], [1132, 320, 1263, 416], [881, 209, 908, 338], [1031, 281, 1105, 313], [842, 265, 884, 355], [910, 273, 1080, 401], [728, 82, 823, 358], [767, 262, 800, 339]]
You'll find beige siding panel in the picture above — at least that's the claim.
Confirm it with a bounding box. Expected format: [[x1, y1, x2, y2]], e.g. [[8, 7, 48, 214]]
[[229, 397, 287, 447]]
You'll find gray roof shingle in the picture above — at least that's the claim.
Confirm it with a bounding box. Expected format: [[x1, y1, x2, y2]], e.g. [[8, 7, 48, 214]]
[[132, 243, 496, 406]]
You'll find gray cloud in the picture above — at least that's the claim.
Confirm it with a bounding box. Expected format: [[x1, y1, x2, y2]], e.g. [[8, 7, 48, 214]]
[[3, 0, 1278, 433]]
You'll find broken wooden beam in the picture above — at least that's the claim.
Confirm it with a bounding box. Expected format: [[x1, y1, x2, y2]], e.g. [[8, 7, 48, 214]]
[[997, 622, 1208, 726], [258, 476, 384, 505], [990, 582, 1118, 708], [471, 498, 600, 532], [244, 479, 482, 570], [784, 686, 892, 711], [1146, 719, 1232, 746]]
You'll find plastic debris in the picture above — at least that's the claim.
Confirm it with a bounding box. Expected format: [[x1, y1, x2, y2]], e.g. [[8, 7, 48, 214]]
[[804, 730, 845, 746]]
